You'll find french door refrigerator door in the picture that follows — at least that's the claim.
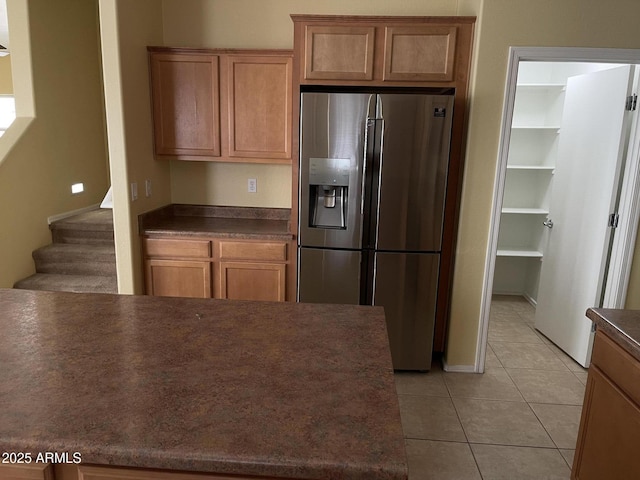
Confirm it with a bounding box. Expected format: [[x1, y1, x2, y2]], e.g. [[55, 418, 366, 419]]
[[373, 94, 454, 252], [374, 252, 440, 370], [298, 92, 370, 250]]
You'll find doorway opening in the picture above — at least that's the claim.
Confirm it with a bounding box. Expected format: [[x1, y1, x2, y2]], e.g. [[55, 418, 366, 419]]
[[478, 47, 640, 373]]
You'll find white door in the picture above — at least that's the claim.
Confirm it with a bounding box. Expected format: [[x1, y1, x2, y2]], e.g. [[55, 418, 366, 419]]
[[534, 65, 634, 367]]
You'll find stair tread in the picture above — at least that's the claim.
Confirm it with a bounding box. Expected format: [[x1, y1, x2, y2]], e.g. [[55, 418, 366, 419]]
[[50, 209, 114, 232], [34, 243, 115, 256], [14, 273, 117, 294]]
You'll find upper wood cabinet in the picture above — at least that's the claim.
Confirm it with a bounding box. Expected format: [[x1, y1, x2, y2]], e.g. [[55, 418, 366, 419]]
[[291, 15, 474, 87], [148, 48, 293, 163], [303, 25, 375, 81], [224, 55, 292, 160], [150, 52, 221, 157]]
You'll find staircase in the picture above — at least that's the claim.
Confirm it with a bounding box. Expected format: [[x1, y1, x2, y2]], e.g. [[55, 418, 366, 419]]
[[13, 209, 118, 294]]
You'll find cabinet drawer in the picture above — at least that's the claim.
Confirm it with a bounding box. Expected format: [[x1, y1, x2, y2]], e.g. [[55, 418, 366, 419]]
[[0, 464, 54, 480], [218, 241, 287, 261], [144, 238, 211, 258], [591, 330, 640, 404]]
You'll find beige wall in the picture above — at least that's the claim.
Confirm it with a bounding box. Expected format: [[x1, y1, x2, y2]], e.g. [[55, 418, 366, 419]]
[[0, 55, 13, 94], [0, 0, 109, 288], [99, 0, 169, 294]]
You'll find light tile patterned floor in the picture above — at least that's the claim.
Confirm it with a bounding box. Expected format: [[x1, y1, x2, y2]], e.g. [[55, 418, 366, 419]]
[[395, 295, 587, 480]]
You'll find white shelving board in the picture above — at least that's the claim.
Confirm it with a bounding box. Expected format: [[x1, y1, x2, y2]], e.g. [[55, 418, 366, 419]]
[[516, 83, 566, 90], [506, 165, 555, 171], [496, 249, 544, 258], [511, 126, 561, 131], [501, 207, 549, 214]]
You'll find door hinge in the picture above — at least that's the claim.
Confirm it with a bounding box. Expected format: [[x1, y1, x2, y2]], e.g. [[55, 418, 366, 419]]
[[609, 213, 619, 228], [626, 94, 637, 111]]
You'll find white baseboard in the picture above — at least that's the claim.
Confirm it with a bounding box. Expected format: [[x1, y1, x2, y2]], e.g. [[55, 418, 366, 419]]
[[442, 359, 478, 373], [523, 293, 538, 307], [47, 203, 100, 225]]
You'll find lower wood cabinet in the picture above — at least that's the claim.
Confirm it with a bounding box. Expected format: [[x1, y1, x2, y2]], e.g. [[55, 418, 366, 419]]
[[15, 464, 302, 480], [572, 330, 640, 479], [219, 261, 286, 302], [142, 237, 288, 302], [0, 464, 54, 480], [145, 259, 212, 299], [74, 465, 270, 480]]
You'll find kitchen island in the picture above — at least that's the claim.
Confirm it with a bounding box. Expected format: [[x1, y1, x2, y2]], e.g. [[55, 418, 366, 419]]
[[0, 289, 407, 480]]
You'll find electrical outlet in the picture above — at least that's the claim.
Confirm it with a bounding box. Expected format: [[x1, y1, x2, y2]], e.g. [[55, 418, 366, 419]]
[[248, 178, 257, 193], [145, 179, 152, 197], [131, 182, 138, 201]]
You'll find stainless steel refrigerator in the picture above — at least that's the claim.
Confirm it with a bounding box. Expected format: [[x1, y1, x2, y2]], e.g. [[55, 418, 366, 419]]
[[297, 91, 454, 371]]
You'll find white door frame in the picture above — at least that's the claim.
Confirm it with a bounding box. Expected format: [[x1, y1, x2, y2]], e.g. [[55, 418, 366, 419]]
[[477, 46, 640, 373]]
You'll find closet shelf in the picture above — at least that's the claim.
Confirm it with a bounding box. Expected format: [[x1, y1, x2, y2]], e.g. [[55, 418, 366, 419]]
[[497, 249, 543, 258], [511, 126, 561, 131], [501, 207, 549, 214], [515, 83, 566, 90], [506, 165, 555, 171]]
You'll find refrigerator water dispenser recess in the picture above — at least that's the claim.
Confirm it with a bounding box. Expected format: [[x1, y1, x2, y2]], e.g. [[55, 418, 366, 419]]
[[308, 157, 350, 229]]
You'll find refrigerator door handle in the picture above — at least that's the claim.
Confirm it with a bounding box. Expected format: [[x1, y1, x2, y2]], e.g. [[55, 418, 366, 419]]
[[370, 118, 385, 248], [362, 116, 381, 249]]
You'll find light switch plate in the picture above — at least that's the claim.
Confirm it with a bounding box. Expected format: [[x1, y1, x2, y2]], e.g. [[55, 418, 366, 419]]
[[248, 178, 257, 193]]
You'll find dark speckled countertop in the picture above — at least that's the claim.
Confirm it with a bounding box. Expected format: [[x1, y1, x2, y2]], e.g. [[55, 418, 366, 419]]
[[587, 308, 640, 362], [139, 204, 293, 240], [0, 289, 407, 480]]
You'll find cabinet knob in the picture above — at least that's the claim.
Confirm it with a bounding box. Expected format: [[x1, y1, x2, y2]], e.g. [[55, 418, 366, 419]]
[[543, 218, 554, 229]]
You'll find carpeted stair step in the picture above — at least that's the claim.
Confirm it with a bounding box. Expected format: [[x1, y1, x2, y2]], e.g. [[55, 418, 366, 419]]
[[14, 273, 118, 294], [50, 209, 114, 245], [33, 243, 116, 276]]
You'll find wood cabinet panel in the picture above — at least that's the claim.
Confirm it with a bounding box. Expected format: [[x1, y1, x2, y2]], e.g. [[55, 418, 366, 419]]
[[225, 55, 292, 160], [219, 262, 286, 302], [572, 365, 640, 479], [145, 259, 211, 298], [303, 25, 375, 80], [219, 240, 287, 262], [590, 329, 640, 403], [0, 464, 54, 480], [383, 25, 456, 82], [150, 53, 220, 157], [75, 465, 284, 480], [144, 238, 211, 259]]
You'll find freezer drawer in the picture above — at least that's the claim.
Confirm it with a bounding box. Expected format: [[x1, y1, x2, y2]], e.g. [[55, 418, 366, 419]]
[[374, 252, 440, 371], [298, 247, 361, 305]]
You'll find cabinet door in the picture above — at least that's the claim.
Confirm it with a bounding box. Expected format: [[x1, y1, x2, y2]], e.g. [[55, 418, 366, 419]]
[[219, 262, 285, 302], [225, 55, 292, 160], [75, 465, 286, 480], [572, 366, 640, 479], [303, 25, 375, 81], [0, 464, 54, 480], [383, 25, 457, 82], [150, 53, 220, 157], [145, 259, 212, 298]]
